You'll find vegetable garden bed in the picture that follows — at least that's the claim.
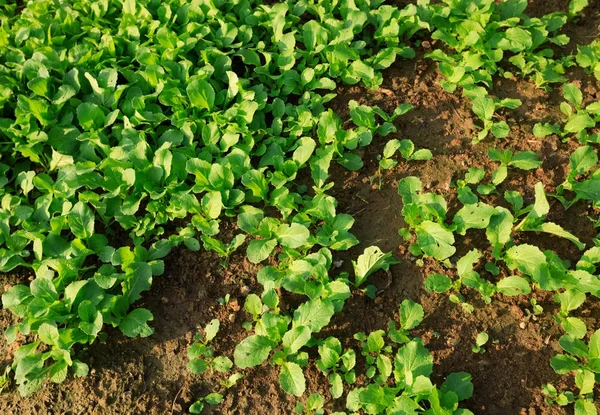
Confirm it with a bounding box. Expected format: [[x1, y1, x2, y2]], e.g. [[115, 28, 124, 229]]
[[1, 0, 600, 414]]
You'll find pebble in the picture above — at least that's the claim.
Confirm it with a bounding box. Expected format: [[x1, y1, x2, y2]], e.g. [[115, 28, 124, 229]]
[[374, 297, 385, 305], [519, 321, 527, 329], [447, 337, 460, 346], [228, 313, 236, 323], [240, 286, 250, 296], [229, 298, 240, 312]]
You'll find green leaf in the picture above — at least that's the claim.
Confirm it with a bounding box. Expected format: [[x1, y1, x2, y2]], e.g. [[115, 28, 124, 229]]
[[72, 360, 89, 377], [204, 393, 224, 405], [78, 300, 102, 337], [562, 317, 588, 339], [471, 93, 495, 121], [557, 290, 587, 313], [76, 102, 104, 130], [454, 202, 497, 235], [496, 276, 531, 296], [234, 335, 273, 368], [574, 399, 597, 415], [30, 277, 58, 302], [570, 146, 598, 176], [475, 332, 489, 347], [330, 373, 343, 399], [352, 246, 397, 287], [189, 401, 204, 414], [504, 244, 546, 277], [589, 330, 600, 358], [68, 202, 95, 239], [538, 222, 585, 250], [425, 273, 453, 293], [491, 121, 510, 138], [486, 207, 514, 246], [550, 354, 579, 374], [282, 326, 312, 355], [247, 239, 277, 264], [399, 300, 424, 330], [367, 330, 385, 353], [394, 340, 433, 386], [559, 335, 589, 358], [358, 384, 397, 414], [415, 222, 456, 260], [533, 122, 560, 137], [569, 0, 589, 15], [510, 151, 542, 170], [565, 113, 595, 134], [279, 362, 305, 397], [576, 370, 596, 395], [38, 323, 59, 346], [187, 78, 215, 111], [564, 83, 583, 107], [442, 372, 473, 401], [204, 319, 220, 342], [119, 308, 154, 338], [187, 358, 209, 375], [277, 223, 310, 249], [293, 299, 335, 332]]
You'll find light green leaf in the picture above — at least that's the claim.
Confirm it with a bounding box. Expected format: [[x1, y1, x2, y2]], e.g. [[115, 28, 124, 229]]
[[282, 326, 312, 355], [504, 244, 546, 277], [119, 308, 154, 338], [77, 102, 104, 130], [68, 202, 95, 239], [187, 78, 215, 111], [233, 335, 273, 369], [570, 146, 597, 176], [415, 221, 456, 260], [497, 276, 531, 296], [564, 83, 583, 107], [279, 362, 305, 397], [399, 299, 424, 330], [425, 273, 453, 293], [293, 299, 335, 332], [247, 239, 277, 264], [277, 223, 310, 249], [352, 246, 398, 287]]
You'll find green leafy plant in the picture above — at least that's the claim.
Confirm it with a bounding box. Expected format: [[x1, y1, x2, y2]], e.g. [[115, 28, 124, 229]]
[[295, 393, 325, 415], [347, 300, 474, 414], [0, 0, 423, 396], [189, 392, 224, 414], [352, 246, 398, 288], [545, 329, 599, 415], [577, 39, 600, 80], [187, 319, 235, 376], [533, 83, 600, 143], [316, 337, 356, 399], [472, 332, 489, 354]]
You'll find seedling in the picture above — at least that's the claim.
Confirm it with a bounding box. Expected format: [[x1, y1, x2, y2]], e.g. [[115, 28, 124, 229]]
[[472, 332, 489, 354], [294, 393, 325, 415]]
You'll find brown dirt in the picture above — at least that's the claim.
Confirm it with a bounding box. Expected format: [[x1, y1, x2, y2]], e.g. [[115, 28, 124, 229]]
[[2, 1, 600, 415]]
